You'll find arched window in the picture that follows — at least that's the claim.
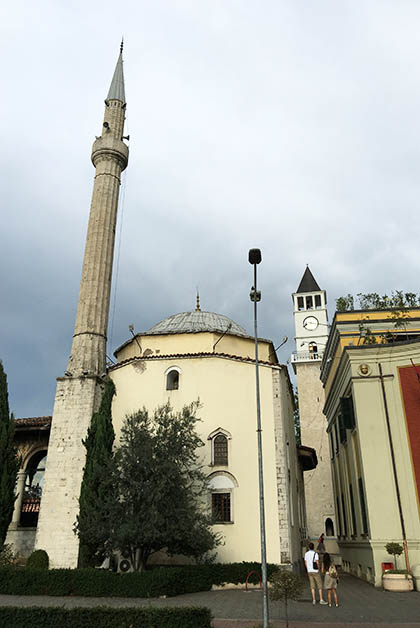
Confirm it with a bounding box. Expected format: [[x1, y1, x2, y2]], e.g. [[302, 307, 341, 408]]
[[208, 428, 231, 466], [208, 472, 238, 524], [325, 517, 335, 536], [214, 434, 228, 465], [166, 369, 179, 390], [21, 450, 47, 527], [309, 342, 318, 356]]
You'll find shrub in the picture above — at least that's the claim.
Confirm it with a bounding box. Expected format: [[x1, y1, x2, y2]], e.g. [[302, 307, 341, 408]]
[[0, 544, 18, 566], [385, 542, 404, 572], [0, 606, 212, 628], [0, 561, 278, 598], [26, 549, 49, 569]]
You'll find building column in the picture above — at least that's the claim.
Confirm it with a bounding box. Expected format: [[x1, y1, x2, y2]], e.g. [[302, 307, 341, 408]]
[[9, 470, 26, 530]]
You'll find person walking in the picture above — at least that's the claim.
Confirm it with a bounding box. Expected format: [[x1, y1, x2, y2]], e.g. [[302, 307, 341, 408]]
[[322, 551, 339, 607], [317, 533, 326, 568], [304, 542, 328, 605]]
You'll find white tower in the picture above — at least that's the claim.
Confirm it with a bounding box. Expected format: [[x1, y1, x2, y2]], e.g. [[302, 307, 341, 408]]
[[291, 267, 336, 542], [35, 46, 129, 568]]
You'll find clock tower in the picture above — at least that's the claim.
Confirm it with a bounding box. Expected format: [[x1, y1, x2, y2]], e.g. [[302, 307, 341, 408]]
[[291, 267, 336, 545]]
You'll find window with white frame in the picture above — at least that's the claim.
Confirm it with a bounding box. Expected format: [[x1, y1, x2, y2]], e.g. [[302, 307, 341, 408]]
[[165, 367, 180, 390]]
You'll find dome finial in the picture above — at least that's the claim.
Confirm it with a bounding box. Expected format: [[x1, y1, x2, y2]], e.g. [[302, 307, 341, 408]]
[[196, 289, 201, 312]]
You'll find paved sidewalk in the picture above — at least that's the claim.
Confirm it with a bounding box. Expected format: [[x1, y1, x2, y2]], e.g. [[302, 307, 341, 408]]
[[0, 573, 419, 626]]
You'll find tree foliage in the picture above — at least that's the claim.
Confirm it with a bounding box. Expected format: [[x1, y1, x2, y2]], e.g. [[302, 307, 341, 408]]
[[0, 361, 19, 547], [270, 568, 304, 628], [108, 401, 219, 571], [75, 379, 116, 567], [385, 541, 404, 570], [336, 291, 420, 312]]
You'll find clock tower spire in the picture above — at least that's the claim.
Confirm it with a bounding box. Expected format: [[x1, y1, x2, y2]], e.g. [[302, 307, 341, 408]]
[[35, 47, 129, 568]]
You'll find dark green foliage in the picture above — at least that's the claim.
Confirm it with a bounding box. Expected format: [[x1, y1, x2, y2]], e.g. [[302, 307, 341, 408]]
[[0, 606, 212, 628], [26, 549, 49, 569], [75, 379, 116, 567], [0, 565, 213, 597], [336, 294, 354, 312], [0, 544, 17, 566], [270, 569, 304, 628], [0, 361, 19, 547], [0, 562, 278, 597], [336, 291, 420, 312], [109, 402, 218, 571], [385, 542, 404, 570]]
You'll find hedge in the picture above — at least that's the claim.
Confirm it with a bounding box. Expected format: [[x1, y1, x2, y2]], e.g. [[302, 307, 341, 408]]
[[0, 562, 277, 598], [0, 606, 212, 628]]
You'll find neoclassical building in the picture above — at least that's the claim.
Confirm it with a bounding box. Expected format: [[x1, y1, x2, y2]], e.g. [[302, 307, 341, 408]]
[[321, 307, 420, 585], [5, 48, 316, 570]]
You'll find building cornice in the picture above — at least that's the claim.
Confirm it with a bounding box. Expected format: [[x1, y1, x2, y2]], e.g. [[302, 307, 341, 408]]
[[110, 351, 283, 372]]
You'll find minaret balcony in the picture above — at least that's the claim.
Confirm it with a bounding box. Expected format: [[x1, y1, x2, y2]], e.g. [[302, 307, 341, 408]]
[[291, 350, 324, 364], [91, 135, 129, 170]]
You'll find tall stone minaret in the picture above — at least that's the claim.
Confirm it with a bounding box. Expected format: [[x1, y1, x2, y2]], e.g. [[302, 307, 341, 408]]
[[291, 267, 336, 544], [35, 46, 129, 568]]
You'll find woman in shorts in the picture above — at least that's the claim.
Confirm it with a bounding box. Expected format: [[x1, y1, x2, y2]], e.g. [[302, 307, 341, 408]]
[[322, 552, 339, 607]]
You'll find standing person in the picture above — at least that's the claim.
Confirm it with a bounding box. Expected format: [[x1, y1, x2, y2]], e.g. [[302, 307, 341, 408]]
[[304, 542, 328, 605], [317, 533, 326, 567], [322, 551, 339, 607]]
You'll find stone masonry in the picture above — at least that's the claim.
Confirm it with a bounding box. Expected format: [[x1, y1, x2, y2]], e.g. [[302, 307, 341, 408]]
[[34, 48, 129, 567]]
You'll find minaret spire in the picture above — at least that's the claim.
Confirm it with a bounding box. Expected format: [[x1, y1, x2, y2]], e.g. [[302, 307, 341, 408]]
[[66, 47, 129, 377], [107, 43, 126, 105], [35, 48, 130, 568]]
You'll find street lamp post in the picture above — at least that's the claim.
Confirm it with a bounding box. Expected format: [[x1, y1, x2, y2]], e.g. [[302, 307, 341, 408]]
[[248, 248, 269, 628]]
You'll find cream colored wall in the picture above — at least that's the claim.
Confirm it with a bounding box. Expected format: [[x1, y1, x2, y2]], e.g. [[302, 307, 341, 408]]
[[110, 354, 284, 564], [116, 333, 273, 364]]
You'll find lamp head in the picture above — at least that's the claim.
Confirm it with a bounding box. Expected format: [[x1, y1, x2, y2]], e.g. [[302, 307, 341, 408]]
[[248, 248, 262, 265]]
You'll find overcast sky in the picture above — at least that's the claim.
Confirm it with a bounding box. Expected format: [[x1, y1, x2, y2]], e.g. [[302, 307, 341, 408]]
[[2, 1, 420, 417]]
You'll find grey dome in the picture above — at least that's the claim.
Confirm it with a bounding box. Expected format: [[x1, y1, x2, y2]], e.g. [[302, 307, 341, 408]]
[[146, 311, 249, 337]]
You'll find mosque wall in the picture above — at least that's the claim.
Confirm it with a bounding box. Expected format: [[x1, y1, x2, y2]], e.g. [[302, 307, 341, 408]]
[[110, 353, 295, 565]]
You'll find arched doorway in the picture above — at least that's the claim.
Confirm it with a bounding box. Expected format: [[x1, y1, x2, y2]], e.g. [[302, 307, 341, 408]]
[[325, 517, 334, 536], [20, 450, 47, 527]]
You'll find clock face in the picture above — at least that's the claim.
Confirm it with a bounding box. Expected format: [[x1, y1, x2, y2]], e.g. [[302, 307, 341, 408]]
[[303, 315, 319, 331]]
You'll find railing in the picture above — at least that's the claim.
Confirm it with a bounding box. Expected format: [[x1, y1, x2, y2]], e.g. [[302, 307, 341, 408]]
[[291, 351, 324, 363]]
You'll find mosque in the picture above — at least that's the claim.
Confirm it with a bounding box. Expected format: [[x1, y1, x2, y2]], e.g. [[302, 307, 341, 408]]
[[6, 47, 317, 571]]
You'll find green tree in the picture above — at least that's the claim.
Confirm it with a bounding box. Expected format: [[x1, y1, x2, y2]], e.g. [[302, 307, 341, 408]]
[[336, 294, 354, 312], [109, 401, 219, 571], [0, 361, 19, 547], [270, 568, 304, 628], [385, 541, 404, 570], [75, 379, 116, 567]]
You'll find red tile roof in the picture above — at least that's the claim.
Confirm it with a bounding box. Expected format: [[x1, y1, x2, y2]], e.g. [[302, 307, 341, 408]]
[[14, 416, 52, 429]]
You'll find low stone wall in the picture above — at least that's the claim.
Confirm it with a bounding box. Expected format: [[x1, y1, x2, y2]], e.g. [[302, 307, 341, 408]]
[[5, 527, 36, 560]]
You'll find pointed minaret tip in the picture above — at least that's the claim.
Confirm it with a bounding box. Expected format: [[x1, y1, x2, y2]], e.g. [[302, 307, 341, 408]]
[[107, 43, 126, 104]]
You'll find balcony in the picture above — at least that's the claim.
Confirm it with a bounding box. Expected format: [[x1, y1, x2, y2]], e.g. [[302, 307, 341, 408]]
[[291, 350, 324, 364]]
